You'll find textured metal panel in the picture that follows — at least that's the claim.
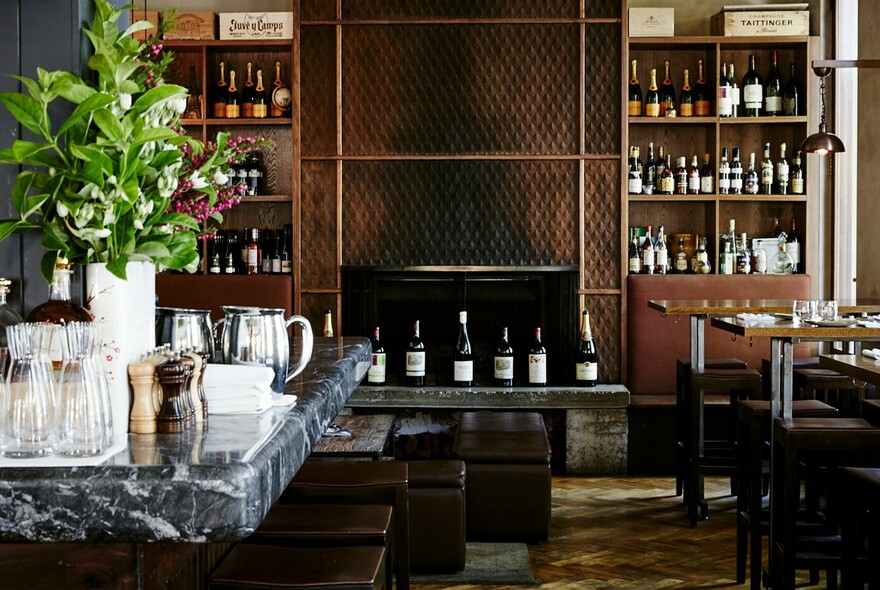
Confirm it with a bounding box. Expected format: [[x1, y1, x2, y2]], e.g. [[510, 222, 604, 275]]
[[584, 159, 621, 290], [342, 160, 578, 266], [584, 24, 621, 155], [301, 293, 339, 333], [342, 0, 578, 20], [302, 0, 336, 21], [584, 0, 622, 19], [301, 161, 339, 289], [301, 26, 338, 157], [342, 24, 579, 155], [583, 294, 621, 384]]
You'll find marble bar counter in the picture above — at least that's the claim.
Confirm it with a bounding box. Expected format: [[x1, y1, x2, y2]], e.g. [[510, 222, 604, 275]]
[[0, 337, 370, 544]]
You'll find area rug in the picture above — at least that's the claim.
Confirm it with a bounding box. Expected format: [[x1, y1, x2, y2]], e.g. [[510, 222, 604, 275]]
[[411, 542, 536, 585]]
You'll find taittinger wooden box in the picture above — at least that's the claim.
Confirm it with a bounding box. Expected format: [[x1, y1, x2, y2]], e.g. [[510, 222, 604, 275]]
[[712, 4, 810, 37]]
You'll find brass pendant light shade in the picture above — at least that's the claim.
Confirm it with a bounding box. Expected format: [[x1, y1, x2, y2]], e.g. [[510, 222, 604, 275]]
[[801, 75, 845, 155]]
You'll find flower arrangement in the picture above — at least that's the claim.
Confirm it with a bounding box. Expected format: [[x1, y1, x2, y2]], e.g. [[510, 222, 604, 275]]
[[0, 0, 252, 281]]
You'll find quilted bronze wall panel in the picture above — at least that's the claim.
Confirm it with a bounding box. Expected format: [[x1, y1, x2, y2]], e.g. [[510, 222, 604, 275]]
[[582, 294, 620, 383], [584, 159, 621, 290], [342, 24, 579, 155], [301, 26, 337, 157], [584, 24, 621, 155], [342, 160, 578, 266], [341, 0, 578, 20], [301, 293, 339, 332], [302, 0, 335, 21], [584, 1, 622, 19], [301, 161, 339, 289]]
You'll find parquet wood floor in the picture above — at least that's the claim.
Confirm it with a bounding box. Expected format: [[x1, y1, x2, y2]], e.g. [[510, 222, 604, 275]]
[[414, 476, 831, 590]]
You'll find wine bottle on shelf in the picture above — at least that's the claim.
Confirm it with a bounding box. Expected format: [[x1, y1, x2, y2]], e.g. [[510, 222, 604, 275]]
[[642, 142, 656, 195], [720, 219, 736, 275], [260, 228, 274, 274], [729, 147, 743, 195], [241, 62, 256, 118], [225, 69, 240, 119], [627, 146, 642, 195], [271, 60, 292, 117], [790, 150, 805, 195], [405, 320, 426, 387], [272, 231, 283, 274], [628, 229, 641, 275], [674, 156, 688, 195], [700, 153, 714, 194], [678, 69, 693, 117], [493, 326, 514, 387], [323, 309, 334, 337], [728, 63, 740, 117], [658, 153, 675, 195], [694, 58, 710, 116], [718, 62, 733, 118], [760, 142, 774, 194], [653, 144, 666, 187], [254, 69, 269, 118], [213, 61, 227, 118], [674, 238, 689, 274], [736, 232, 752, 275], [742, 54, 763, 116], [764, 50, 783, 116], [246, 227, 261, 274], [281, 224, 293, 274], [628, 59, 643, 116], [645, 68, 660, 117], [575, 311, 598, 387], [776, 142, 790, 195], [641, 224, 655, 275], [687, 154, 701, 195], [744, 152, 759, 195], [718, 147, 730, 195], [453, 312, 473, 387], [783, 62, 800, 116], [787, 216, 802, 273], [367, 327, 386, 386], [655, 225, 668, 275], [527, 327, 547, 387], [246, 151, 264, 196], [659, 60, 676, 116]]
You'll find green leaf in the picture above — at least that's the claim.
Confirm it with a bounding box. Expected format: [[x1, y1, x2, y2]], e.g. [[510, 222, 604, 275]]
[[70, 144, 114, 175], [131, 126, 179, 146], [40, 252, 60, 284], [114, 61, 141, 87], [0, 92, 48, 137], [57, 91, 114, 136], [76, 158, 107, 186], [122, 19, 155, 39], [158, 212, 200, 230], [118, 80, 140, 95], [0, 219, 40, 242], [8, 75, 43, 101], [134, 240, 171, 258], [131, 84, 186, 112], [92, 107, 125, 142], [41, 220, 69, 252], [106, 257, 130, 281]]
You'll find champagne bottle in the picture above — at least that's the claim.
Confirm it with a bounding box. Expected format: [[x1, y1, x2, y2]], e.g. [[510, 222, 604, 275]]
[[687, 154, 700, 194], [783, 62, 800, 116], [643, 142, 656, 195], [729, 147, 743, 194], [700, 153, 714, 194], [628, 59, 643, 116], [645, 68, 660, 117], [718, 62, 732, 118], [694, 58, 711, 116], [744, 152, 759, 195], [628, 146, 642, 195], [213, 61, 227, 118], [527, 327, 547, 386], [575, 311, 598, 387], [241, 62, 256, 118], [493, 327, 514, 387], [764, 50, 783, 116], [225, 69, 240, 119], [776, 142, 790, 195], [728, 63, 740, 117], [790, 150, 804, 195], [742, 54, 763, 116], [678, 68, 693, 117], [405, 320, 426, 387], [367, 327, 386, 385], [254, 69, 269, 118], [674, 156, 688, 195], [453, 311, 473, 387], [787, 216, 802, 273], [718, 147, 730, 195], [271, 60, 291, 117], [323, 309, 334, 337], [659, 60, 676, 116]]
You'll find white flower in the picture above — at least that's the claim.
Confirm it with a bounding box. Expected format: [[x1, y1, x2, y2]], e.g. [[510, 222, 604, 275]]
[[118, 93, 132, 110], [94, 228, 111, 238], [56, 202, 69, 217], [213, 170, 229, 185], [74, 203, 95, 228], [189, 172, 208, 190], [172, 97, 187, 114], [134, 220, 144, 230], [157, 174, 179, 198]]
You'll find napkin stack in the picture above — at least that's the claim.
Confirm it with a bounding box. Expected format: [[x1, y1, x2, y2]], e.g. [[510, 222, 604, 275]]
[[859, 320, 880, 328], [736, 313, 776, 324], [202, 364, 296, 414], [861, 348, 880, 360]]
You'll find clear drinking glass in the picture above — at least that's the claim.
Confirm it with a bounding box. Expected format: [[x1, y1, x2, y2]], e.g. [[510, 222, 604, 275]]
[[792, 299, 818, 324], [819, 300, 839, 321], [55, 322, 107, 456]]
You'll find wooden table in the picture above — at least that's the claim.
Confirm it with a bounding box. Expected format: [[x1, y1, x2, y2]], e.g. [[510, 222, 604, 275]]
[[310, 414, 396, 460], [819, 353, 880, 387]]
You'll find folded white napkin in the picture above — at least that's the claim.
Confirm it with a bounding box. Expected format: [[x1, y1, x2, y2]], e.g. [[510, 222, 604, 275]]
[[736, 313, 776, 323], [203, 364, 275, 390], [206, 385, 274, 414], [858, 320, 880, 329], [861, 348, 880, 360]]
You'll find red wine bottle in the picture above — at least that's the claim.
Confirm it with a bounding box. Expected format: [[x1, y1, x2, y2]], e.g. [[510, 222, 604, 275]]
[[405, 320, 425, 387], [453, 312, 473, 387], [367, 327, 386, 386], [493, 327, 514, 387]]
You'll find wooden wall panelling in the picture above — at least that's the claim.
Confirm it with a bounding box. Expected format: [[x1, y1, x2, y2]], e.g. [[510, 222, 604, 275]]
[[583, 159, 622, 291], [300, 25, 338, 157], [301, 160, 339, 290]]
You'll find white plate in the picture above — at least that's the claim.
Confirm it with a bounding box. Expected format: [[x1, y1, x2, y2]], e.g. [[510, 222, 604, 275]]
[[804, 318, 858, 327]]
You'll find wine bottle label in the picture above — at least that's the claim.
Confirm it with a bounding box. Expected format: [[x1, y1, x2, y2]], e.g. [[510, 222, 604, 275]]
[[281, 259, 292, 273], [642, 249, 655, 269], [253, 104, 268, 118], [576, 361, 597, 382], [688, 174, 700, 192], [406, 351, 426, 377], [785, 242, 800, 265], [675, 256, 688, 272], [660, 175, 674, 193], [261, 256, 272, 273], [629, 256, 641, 274], [718, 88, 732, 116], [645, 103, 660, 117], [494, 356, 514, 380], [765, 96, 782, 113], [226, 103, 240, 118], [368, 353, 386, 383], [718, 169, 730, 191], [743, 84, 762, 109], [700, 175, 713, 194], [791, 177, 804, 194], [628, 101, 641, 117], [695, 100, 710, 116], [453, 360, 473, 382], [679, 103, 693, 117], [528, 354, 547, 384], [628, 174, 642, 194]]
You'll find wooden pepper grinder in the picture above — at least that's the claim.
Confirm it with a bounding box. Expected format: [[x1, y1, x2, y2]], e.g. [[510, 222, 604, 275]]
[[156, 358, 189, 434], [198, 351, 210, 419], [178, 353, 196, 428], [128, 360, 157, 434], [183, 352, 204, 423]]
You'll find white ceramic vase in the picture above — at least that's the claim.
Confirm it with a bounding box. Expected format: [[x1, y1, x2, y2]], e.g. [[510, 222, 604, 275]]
[[85, 261, 156, 446]]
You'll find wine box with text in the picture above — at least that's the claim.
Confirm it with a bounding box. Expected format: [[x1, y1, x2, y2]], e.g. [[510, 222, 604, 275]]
[[628, 8, 674, 38], [712, 4, 809, 37], [161, 11, 216, 40], [219, 12, 294, 40]]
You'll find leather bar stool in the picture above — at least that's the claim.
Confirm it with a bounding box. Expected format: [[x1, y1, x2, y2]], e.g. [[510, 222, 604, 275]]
[[793, 368, 860, 416], [862, 398, 880, 427], [209, 544, 387, 590], [281, 460, 410, 590], [735, 399, 838, 590], [761, 357, 820, 401], [407, 460, 466, 572], [837, 467, 880, 590]]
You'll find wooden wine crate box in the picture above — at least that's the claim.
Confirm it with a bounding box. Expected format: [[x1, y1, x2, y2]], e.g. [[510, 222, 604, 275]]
[[219, 12, 294, 40], [628, 7, 674, 37], [129, 10, 159, 41], [712, 4, 810, 37], [162, 11, 216, 40]]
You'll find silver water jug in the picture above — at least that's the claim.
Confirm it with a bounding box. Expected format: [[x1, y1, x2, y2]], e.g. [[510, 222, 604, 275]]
[[155, 307, 216, 361]]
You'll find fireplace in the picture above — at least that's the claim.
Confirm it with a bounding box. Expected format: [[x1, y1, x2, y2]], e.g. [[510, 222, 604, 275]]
[[342, 268, 578, 386]]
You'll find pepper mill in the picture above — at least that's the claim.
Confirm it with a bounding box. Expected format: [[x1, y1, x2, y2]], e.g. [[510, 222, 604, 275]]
[[156, 358, 189, 434], [128, 360, 157, 434], [184, 352, 204, 423], [198, 351, 210, 419], [178, 353, 196, 428]]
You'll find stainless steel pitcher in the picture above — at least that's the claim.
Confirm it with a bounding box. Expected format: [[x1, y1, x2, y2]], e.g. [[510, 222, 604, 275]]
[[155, 307, 215, 361], [216, 306, 313, 394]]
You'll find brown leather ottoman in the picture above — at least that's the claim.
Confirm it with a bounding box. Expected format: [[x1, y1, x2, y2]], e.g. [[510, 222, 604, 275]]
[[453, 411, 551, 543], [407, 460, 466, 573]]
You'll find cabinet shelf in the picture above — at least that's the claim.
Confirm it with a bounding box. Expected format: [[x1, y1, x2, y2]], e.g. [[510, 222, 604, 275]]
[[720, 116, 807, 125], [238, 194, 293, 203], [629, 117, 716, 124], [182, 118, 294, 126]]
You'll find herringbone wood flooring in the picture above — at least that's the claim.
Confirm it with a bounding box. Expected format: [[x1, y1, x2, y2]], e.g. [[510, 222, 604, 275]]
[[414, 476, 831, 590]]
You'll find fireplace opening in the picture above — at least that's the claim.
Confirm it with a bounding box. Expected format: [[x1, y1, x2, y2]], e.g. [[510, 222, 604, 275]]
[[342, 268, 578, 386]]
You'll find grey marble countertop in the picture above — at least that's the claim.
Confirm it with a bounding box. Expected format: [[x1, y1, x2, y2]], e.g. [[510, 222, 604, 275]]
[[347, 384, 630, 409], [0, 337, 370, 543]]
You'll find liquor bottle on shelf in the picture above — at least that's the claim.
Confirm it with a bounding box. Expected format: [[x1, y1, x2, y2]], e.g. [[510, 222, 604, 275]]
[[764, 50, 783, 116], [724, 219, 737, 276], [659, 60, 676, 116], [213, 61, 227, 118], [694, 58, 710, 116], [730, 148, 744, 194], [658, 154, 674, 195], [241, 62, 256, 118], [367, 327, 386, 386], [687, 154, 701, 195], [728, 63, 740, 117], [674, 156, 688, 195], [245, 151, 264, 196], [679, 69, 693, 117], [575, 311, 598, 387], [753, 240, 768, 274], [643, 142, 656, 195], [653, 145, 666, 188], [254, 69, 269, 118], [787, 216, 802, 273], [718, 62, 733, 118], [783, 62, 800, 116], [774, 240, 795, 275], [645, 68, 660, 117], [246, 228, 261, 274], [641, 225, 655, 275], [742, 54, 763, 116], [225, 69, 240, 119], [628, 229, 641, 275], [453, 311, 473, 387], [700, 153, 714, 194], [744, 152, 759, 195], [493, 326, 514, 387], [271, 60, 292, 117], [776, 143, 790, 195], [790, 151, 805, 195], [527, 327, 547, 387], [628, 146, 642, 195], [406, 320, 426, 387], [209, 251, 222, 274], [693, 235, 711, 274], [760, 142, 774, 194], [628, 59, 643, 116], [323, 309, 334, 337], [736, 232, 752, 274], [655, 225, 668, 275], [718, 147, 730, 195], [183, 62, 202, 119], [674, 238, 689, 274], [281, 225, 293, 274], [224, 251, 237, 275]]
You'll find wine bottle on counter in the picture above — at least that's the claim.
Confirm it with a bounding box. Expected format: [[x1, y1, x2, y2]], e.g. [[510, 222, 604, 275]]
[[323, 309, 334, 337], [575, 310, 598, 387], [241, 62, 256, 118], [527, 327, 547, 386], [453, 312, 473, 387], [742, 54, 763, 116], [764, 50, 783, 116], [213, 61, 227, 118], [367, 327, 386, 386], [225, 69, 240, 119], [493, 326, 514, 387], [694, 59, 710, 116], [645, 68, 660, 117], [678, 69, 693, 117], [659, 60, 676, 116], [405, 320, 426, 387], [628, 59, 642, 116]]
